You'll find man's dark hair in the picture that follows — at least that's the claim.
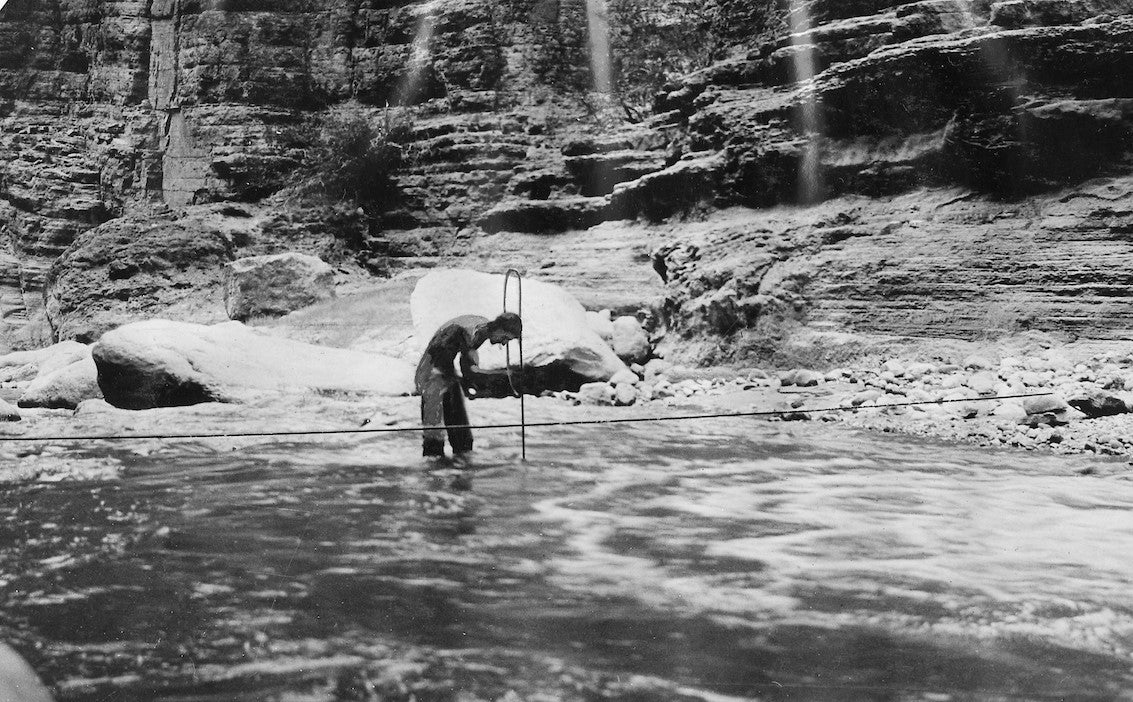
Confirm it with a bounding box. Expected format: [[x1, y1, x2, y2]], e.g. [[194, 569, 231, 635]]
[[487, 312, 523, 337]]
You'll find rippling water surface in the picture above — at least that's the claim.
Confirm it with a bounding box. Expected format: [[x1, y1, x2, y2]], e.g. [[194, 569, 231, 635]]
[[1, 415, 1131, 701]]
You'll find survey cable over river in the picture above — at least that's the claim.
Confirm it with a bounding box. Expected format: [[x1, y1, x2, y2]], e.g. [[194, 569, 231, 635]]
[[0, 392, 1055, 445]]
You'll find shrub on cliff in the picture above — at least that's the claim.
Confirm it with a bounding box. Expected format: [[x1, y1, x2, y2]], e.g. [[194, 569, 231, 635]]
[[608, 0, 766, 120], [296, 105, 411, 208]]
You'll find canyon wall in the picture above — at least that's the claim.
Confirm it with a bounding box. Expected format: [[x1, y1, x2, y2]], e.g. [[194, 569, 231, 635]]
[[0, 0, 606, 344], [1, 0, 1132, 359], [638, 0, 1133, 356]]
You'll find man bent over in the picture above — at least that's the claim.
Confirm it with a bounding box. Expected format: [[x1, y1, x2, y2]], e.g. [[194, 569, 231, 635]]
[[415, 312, 522, 458]]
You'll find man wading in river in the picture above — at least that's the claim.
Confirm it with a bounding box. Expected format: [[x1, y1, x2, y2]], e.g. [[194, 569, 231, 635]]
[[415, 313, 522, 460]]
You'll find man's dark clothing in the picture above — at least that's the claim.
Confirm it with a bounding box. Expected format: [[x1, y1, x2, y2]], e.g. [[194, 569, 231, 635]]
[[416, 315, 486, 457]]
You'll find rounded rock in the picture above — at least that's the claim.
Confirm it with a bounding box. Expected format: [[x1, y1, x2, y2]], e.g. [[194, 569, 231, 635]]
[[613, 382, 638, 406], [577, 381, 616, 405], [1022, 395, 1070, 416], [965, 371, 999, 396], [963, 355, 996, 370]]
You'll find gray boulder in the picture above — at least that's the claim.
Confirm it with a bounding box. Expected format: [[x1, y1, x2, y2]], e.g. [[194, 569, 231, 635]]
[[1067, 391, 1130, 418], [225, 252, 335, 321]]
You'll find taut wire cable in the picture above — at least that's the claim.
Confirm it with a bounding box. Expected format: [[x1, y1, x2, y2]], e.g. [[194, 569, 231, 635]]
[[0, 392, 1054, 444]]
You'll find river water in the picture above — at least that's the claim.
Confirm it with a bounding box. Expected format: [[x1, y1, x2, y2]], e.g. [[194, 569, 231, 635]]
[[1, 411, 1131, 701]]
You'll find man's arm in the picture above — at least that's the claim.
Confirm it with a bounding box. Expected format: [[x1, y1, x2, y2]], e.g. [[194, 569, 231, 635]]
[[457, 325, 481, 397], [459, 347, 479, 380]]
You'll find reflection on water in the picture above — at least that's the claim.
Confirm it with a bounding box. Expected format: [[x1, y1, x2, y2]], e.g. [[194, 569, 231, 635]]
[[1, 416, 1131, 701]]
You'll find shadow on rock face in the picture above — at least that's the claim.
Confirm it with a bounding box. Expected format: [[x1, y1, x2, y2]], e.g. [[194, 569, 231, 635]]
[[465, 361, 592, 398], [95, 363, 217, 410]]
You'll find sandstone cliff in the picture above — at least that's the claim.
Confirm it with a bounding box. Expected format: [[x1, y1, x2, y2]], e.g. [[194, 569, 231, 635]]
[[639, 0, 1133, 359], [0, 0, 604, 344], [1, 0, 1132, 362]]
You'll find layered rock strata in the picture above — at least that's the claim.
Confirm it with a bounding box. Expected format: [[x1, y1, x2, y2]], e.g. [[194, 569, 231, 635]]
[[632, 0, 1133, 358], [0, 0, 604, 346], [2, 0, 1133, 359], [651, 176, 1133, 364]]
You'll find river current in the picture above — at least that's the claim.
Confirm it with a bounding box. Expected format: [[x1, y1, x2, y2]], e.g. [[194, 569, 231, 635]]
[[1, 410, 1131, 701]]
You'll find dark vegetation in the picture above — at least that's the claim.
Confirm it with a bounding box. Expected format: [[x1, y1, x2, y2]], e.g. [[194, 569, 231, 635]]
[[295, 104, 412, 209], [607, 0, 772, 120]]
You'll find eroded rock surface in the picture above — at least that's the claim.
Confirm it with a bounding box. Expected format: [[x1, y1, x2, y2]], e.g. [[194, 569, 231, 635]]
[[0, 0, 602, 342], [652, 178, 1133, 364], [225, 252, 335, 321], [45, 210, 236, 342], [1, 0, 1132, 362]]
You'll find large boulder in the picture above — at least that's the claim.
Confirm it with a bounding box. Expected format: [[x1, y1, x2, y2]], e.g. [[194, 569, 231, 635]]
[[410, 269, 629, 386], [225, 253, 335, 321], [0, 643, 52, 702], [92, 320, 414, 409], [44, 213, 235, 342], [18, 352, 102, 410]]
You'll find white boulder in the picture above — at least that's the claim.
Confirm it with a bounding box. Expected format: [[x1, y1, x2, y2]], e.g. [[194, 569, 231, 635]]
[[0, 643, 52, 702], [613, 382, 638, 406], [225, 252, 335, 321], [18, 352, 102, 409], [0, 398, 19, 421], [609, 368, 639, 386], [611, 315, 651, 364], [965, 370, 999, 396], [904, 362, 937, 380], [0, 340, 88, 372], [410, 269, 628, 382], [1022, 394, 1071, 416], [577, 381, 615, 405], [586, 309, 614, 342], [962, 354, 996, 370], [92, 319, 414, 409]]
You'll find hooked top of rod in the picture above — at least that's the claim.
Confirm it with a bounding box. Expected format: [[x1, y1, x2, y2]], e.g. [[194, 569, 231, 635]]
[[502, 268, 523, 316]]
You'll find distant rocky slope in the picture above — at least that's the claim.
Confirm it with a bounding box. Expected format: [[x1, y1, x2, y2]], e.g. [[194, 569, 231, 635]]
[[0, 0, 1131, 363]]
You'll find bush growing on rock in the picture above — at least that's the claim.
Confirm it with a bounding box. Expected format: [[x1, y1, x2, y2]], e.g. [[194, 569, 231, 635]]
[[607, 0, 718, 119], [295, 104, 410, 208], [607, 0, 771, 121]]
